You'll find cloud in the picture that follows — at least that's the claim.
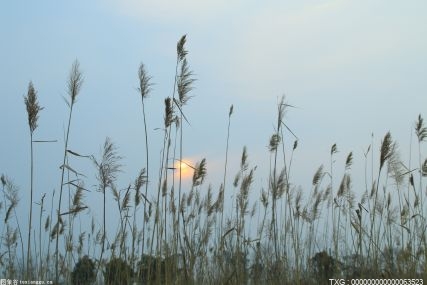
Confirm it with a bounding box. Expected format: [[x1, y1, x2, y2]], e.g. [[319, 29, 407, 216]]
[[105, 0, 244, 24], [214, 0, 427, 102], [101, 0, 427, 116]]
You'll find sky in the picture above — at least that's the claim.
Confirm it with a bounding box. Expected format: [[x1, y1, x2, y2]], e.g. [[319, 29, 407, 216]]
[[1, 0, 426, 242]]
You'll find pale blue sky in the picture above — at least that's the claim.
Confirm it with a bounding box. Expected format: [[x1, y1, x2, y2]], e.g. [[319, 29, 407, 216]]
[[1, 1, 426, 233]]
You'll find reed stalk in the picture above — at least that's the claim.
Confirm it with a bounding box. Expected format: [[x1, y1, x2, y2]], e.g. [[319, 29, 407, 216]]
[[24, 81, 43, 278], [55, 60, 83, 283]]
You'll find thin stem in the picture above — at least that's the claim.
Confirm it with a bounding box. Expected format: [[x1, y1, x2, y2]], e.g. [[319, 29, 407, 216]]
[[27, 132, 34, 278], [221, 105, 233, 237], [55, 103, 74, 283]]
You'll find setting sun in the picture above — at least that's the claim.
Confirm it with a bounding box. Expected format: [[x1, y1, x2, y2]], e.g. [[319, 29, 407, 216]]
[[174, 159, 194, 180]]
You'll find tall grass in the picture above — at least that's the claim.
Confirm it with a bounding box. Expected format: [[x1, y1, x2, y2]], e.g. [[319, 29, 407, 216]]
[[54, 60, 83, 283], [219, 104, 233, 242], [136, 63, 151, 273], [24, 81, 43, 278], [1, 36, 426, 284], [92, 137, 122, 276]]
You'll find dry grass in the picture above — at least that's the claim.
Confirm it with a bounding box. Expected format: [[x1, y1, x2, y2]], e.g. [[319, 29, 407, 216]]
[[1, 36, 426, 284]]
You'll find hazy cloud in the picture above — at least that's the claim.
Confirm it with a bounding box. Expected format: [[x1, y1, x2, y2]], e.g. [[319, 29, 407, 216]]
[[105, 0, 246, 24]]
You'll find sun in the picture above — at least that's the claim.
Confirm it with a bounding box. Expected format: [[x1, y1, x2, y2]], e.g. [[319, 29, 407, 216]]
[[174, 159, 193, 180]]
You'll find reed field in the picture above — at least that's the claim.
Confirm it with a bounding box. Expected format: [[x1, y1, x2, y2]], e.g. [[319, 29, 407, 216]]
[[1, 35, 426, 284]]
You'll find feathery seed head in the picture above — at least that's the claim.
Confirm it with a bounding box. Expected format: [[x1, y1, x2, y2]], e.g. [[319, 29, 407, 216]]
[[72, 184, 84, 208], [293, 140, 298, 150], [177, 58, 195, 106], [415, 114, 427, 142], [337, 174, 346, 197], [229, 104, 234, 117], [192, 158, 207, 187], [44, 216, 50, 232], [24, 81, 43, 134], [345, 152, 353, 170], [241, 146, 248, 171], [93, 137, 122, 192], [239, 169, 254, 215], [134, 168, 147, 192], [138, 63, 152, 99], [164, 97, 174, 127], [269, 134, 280, 152], [331, 143, 338, 155], [121, 186, 131, 210], [380, 132, 393, 171], [233, 173, 240, 188], [387, 143, 405, 184], [68, 60, 83, 105], [312, 165, 324, 186], [3, 176, 19, 224], [276, 168, 287, 198], [177, 34, 188, 61], [422, 158, 427, 177]]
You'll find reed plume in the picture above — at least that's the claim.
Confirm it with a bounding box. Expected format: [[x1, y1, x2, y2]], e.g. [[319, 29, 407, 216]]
[[369, 131, 394, 265], [415, 114, 427, 143], [177, 58, 195, 106], [137, 63, 152, 266], [345, 152, 353, 170], [177, 34, 188, 61], [192, 159, 207, 187], [68, 61, 83, 105], [164, 97, 174, 128], [25, 82, 43, 134], [380, 132, 393, 172], [312, 165, 324, 186], [24, 81, 43, 278], [175, 37, 195, 268], [55, 60, 83, 283], [92, 137, 122, 276]]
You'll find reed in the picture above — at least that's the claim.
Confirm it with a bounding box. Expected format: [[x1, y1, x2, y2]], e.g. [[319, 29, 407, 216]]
[[136, 63, 152, 267], [2, 36, 427, 284], [24, 81, 43, 278], [92, 137, 122, 277], [55, 60, 83, 283]]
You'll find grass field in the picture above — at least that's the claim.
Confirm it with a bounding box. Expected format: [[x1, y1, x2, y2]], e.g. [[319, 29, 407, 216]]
[[1, 35, 426, 285]]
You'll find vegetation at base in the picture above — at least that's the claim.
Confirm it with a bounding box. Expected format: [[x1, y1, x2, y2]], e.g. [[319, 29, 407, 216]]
[[1, 35, 426, 284], [103, 257, 132, 285], [71, 255, 96, 285]]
